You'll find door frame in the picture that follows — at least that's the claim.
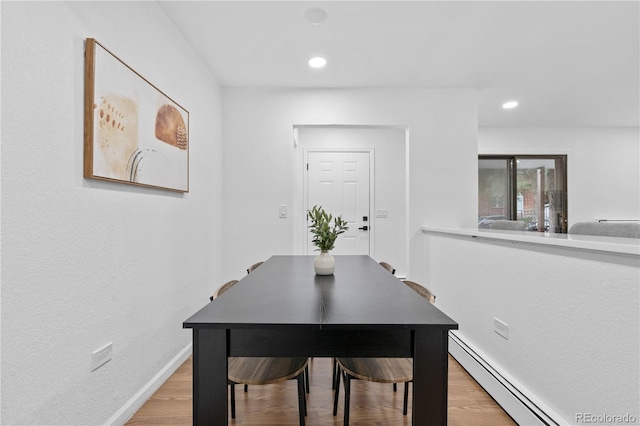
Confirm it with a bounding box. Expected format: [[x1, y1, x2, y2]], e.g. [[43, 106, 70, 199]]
[[297, 148, 375, 256]]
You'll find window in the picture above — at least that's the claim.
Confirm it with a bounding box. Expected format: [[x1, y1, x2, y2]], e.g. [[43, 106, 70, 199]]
[[491, 196, 505, 208], [479, 155, 568, 233]]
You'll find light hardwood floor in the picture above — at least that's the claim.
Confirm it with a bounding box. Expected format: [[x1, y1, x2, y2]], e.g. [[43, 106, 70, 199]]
[[126, 355, 515, 425]]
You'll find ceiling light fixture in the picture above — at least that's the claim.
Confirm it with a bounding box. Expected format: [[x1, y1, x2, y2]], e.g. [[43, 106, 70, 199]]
[[309, 56, 327, 68], [305, 8, 327, 25], [502, 100, 519, 109]]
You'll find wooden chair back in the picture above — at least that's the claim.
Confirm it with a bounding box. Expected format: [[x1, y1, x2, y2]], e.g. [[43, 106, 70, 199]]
[[247, 261, 264, 274], [379, 261, 396, 275], [211, 279, 239, 301], [402, 280, 436, 304]]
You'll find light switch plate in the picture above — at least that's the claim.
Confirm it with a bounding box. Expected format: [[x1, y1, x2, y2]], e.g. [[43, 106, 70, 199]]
[[375, 209, 388, 218]]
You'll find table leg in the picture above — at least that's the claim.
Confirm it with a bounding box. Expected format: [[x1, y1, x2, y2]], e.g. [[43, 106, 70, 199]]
[[413, 328, 449, 425], [193, 328, 228, 425]]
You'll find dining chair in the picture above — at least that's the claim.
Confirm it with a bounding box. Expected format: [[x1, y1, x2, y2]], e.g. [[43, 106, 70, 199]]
[[332, 280, 436, 425], [402, 279, 436, 304], [331, 260, 397, 391], [211, 280, 308, 424], [245, 262, 311, 393], [210, 280, 238, 301], [246, 261, 264, 274], [379, 261, 396, 275]]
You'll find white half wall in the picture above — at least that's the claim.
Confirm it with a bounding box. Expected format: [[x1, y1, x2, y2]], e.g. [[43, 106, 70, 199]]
[[220, 88, 478, 282], [1, 2, 222, 424], [425, 231, 640, 424], [479, 127, 640, 225]]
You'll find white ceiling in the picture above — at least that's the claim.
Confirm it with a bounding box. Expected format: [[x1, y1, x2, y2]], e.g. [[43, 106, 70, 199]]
[[158, 1, 639, 127]]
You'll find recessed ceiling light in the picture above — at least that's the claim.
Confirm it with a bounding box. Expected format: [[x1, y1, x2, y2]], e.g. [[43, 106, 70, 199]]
[[502, 100, 519, 109], [305, 8, 327, 25], [309, 57, 327, 68]]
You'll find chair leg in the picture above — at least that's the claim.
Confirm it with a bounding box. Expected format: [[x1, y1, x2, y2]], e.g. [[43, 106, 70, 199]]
[[331, 357, 337, 389], [244, 384, 248, 392], [297, 373, 306, 426], [302, 368, 306, 396], [302, 375, 307, 417], [393, 383, 397, 392], [305, 364, 310, 393], [343, 373, 351, 426], [332, 365, 341, 416], [403, 382, 409, 415], [230, 383, 236, 419]]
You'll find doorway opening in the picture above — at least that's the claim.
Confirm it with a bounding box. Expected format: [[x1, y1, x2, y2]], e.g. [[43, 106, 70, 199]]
[[293, 125, 409, 277]]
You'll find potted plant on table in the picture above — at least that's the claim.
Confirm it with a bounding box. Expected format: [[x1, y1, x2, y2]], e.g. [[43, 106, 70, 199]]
[[307, 205, 349, 275]]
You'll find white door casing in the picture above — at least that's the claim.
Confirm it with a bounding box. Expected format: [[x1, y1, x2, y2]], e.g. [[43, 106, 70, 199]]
[[305, 150, 374, 256]]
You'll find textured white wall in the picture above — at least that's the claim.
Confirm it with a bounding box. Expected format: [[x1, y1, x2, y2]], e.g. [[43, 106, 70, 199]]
[[220, 88, 478, 282], [1, 2, 222, 424], [427, 233, 640, 423], [467, 129, 639, 422], [479, 127, 640, 224]]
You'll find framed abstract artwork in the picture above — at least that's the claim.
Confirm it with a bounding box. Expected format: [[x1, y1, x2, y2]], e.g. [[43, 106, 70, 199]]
[[84, 38, 189, 192]]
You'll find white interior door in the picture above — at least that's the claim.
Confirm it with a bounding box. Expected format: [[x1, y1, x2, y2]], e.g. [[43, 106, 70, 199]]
[[306, 151, 371, 255]]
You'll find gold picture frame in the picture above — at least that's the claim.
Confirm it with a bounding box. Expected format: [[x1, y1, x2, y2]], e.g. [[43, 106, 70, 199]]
[[84, 38, 189, 192]]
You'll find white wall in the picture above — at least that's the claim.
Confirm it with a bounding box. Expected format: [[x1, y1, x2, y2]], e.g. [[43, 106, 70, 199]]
[[474, 127, 640, 422], [220, 88, 478, 282], [1, 2, 222, 424], [479, 127, 640, 225], [426, 233, 639, 424], [296, 126, 407, 276]]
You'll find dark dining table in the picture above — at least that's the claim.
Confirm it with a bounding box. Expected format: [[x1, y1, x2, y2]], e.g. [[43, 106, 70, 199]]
[[183, 255, 458, 425]]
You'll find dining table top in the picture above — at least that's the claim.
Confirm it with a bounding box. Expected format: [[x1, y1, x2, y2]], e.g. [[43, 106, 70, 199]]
[[184, 255, 458, 332]]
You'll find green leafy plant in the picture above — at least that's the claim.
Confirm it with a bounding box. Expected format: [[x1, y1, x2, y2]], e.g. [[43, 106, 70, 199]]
[[307, 205, 349, 252]]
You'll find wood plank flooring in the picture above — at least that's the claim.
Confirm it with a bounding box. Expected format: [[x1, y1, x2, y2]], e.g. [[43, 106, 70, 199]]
[[126, 355, 515, 425]]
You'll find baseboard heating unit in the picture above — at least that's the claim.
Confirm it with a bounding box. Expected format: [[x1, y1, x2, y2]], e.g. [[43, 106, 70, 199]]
[[448, 331, 564, 426]]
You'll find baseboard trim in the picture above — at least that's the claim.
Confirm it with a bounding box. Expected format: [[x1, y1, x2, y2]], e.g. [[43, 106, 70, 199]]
[[448, 332, 564, 426], [105, 343, 192, 426]]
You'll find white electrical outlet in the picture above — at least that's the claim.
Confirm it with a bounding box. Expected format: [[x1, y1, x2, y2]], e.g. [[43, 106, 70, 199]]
[[494, 318, 509, 340], [91, 342, 113, 371]]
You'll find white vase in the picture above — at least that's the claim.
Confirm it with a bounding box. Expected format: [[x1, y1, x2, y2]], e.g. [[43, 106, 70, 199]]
[[314, 251, 335, 275]]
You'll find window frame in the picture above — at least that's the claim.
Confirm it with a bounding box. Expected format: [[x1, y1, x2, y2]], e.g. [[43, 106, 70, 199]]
[[479, 154, 568, 233]]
